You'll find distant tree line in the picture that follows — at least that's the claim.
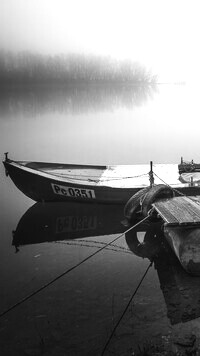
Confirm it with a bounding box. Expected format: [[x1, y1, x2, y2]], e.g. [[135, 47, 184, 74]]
[[0, 51, 157, 87]]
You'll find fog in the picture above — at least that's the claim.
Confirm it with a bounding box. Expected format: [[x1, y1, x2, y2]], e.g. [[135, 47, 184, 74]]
[[1, 0, 199, 82]]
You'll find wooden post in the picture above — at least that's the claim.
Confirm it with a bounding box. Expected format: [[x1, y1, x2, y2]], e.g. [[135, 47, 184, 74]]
[[4, 152, 9, 161], [149, 161, 154, 187]]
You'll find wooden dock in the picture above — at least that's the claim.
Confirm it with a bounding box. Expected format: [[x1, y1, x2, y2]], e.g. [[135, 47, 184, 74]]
[[152, 196, 200, 226]]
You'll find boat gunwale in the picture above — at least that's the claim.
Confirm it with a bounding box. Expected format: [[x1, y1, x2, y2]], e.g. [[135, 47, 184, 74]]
[[4, 160, 143, 190], [4, 160, 110, 187], [24, 161, 108, 170], [4, 159, 192, 190]]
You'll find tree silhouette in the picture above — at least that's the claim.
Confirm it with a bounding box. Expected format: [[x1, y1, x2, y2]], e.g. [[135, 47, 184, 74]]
[[0, 51, 157, 88]]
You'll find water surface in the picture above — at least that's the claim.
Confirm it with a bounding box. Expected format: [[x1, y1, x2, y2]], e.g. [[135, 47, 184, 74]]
[[1, 84, 200, 355]]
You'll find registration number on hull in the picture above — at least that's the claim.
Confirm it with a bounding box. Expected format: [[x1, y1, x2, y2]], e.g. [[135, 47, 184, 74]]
[[51, 183, 96, 199]]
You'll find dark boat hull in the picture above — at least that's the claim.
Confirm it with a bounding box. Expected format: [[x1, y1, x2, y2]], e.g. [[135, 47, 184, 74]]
[[3, 160, 140, 204], [4, 159, 200, 204]]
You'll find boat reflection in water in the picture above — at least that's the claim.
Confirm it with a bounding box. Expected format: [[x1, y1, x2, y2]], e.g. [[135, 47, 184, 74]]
[[12, 203, 200, 326], [125, 222, 200, 325], [12, 201, 125, 248]]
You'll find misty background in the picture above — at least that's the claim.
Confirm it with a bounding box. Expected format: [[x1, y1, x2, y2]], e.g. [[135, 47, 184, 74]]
[[0, 0, 199, 165], [0, 0, 199, 83], [1, 3, 200, 355]]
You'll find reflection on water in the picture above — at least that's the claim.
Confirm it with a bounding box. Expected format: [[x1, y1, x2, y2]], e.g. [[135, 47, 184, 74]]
[[12, 201, 200, 328], [1, 196, 200, 354], [0, 84, 157, 118], [126, 222, 200, 325], [2, 84, 200, 354], [12, 201, 125, 247], [1, 84, 199, 167]]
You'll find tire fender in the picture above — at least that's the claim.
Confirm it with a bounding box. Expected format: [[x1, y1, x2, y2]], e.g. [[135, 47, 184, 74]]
[[124, 187, 151, 222], [142, 184, 174, 217]]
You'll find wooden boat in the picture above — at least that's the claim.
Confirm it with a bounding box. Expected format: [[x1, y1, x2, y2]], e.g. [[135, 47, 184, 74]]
[[178, 157, 200, 174], [3, 154, 200, 203], [164, 225, 200, 275]]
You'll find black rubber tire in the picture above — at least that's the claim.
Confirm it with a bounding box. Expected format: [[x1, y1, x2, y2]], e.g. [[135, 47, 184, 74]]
[[142, 184, 174, 217], [124, 186, 151, 222], [125, 221, 162, 259]]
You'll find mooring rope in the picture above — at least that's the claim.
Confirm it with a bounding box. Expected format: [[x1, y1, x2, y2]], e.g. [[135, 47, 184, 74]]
[[99, 173, 149, 182], [101, 260, 153, 356], [153, 171, 200, 205], [153, 171, 200, 207], [153, 171, 185, 196], [0, 215, 150, 320], [49, 171, 149, 183]]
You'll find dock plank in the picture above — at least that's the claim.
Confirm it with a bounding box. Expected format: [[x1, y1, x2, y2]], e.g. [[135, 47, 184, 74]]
[[167, 197, 200, 223], [152, 196, 200, 226]]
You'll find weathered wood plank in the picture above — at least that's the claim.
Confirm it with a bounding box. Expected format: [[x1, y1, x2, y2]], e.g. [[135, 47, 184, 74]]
[[153, 196, 200, 226], [152, 201, 180, 224], [182, 198, 200, 222], [167, 197, 200, 223]]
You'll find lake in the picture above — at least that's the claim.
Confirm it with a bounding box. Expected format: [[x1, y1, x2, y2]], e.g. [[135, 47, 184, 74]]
[[1, 83, 200, 355]]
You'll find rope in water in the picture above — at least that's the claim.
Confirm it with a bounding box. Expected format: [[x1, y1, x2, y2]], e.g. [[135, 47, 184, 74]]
[[101, 260, 153, 356], [0, 214, 150, 319], [55, 240, 133, 255], [101, 168, 200, 354]]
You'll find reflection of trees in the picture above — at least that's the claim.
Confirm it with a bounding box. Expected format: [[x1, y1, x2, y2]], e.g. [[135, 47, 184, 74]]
[[0, 83, 158, 118], [0, 51, 158, 117]]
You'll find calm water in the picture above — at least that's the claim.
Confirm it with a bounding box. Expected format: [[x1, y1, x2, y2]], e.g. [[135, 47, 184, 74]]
[[1, 84, 200, 355]]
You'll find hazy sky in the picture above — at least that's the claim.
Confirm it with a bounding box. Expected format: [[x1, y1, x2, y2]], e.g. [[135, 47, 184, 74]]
[[0, 0, 199, 82]]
